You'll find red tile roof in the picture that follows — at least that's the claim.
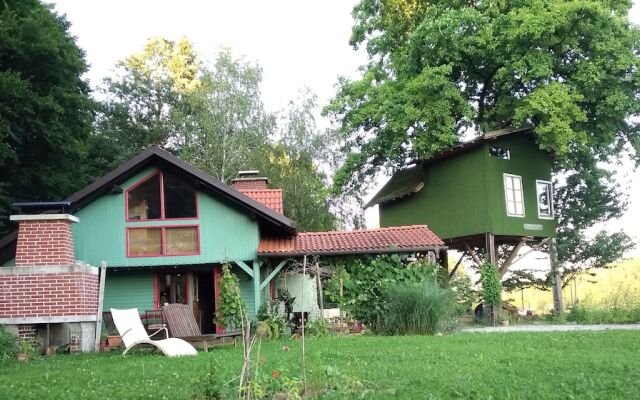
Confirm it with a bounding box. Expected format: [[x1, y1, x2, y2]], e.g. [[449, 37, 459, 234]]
[[258, 225, 445, 256], [239, 189, 283, 214]]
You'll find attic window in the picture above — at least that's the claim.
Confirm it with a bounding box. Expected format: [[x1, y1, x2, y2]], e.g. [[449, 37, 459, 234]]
[[126, 171, 197, 220], [490, 146, 511, 160]]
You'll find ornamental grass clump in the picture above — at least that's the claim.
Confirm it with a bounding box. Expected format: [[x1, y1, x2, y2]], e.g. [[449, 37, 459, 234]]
[[383, 282, 453, 335]]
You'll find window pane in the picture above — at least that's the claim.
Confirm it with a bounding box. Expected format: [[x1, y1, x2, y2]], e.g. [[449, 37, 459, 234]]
[[165, 227, 198, 255], [128, 174, 161, 220], [163, 172, 197, 219], [158, 273, 188, 305], [128, 228, 162, 256], [537, 182, 552, 217], [490, 146, 510, 159], [504, 175, 525, 216]]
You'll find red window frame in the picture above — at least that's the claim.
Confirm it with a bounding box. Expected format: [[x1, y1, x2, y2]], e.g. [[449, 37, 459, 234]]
[[125, 169, 199, 222], [126, 225, 201, 258]]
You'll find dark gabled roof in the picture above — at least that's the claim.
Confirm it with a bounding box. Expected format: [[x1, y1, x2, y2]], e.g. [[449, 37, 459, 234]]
[[66, 146, 297, 235], [0, 147, 297, 263], [365, 126, 534, 208]]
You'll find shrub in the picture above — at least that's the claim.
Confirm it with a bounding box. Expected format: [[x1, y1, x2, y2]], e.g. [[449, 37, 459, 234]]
[[0, 325, 19, 361], [450, 272, 479, 315], [324, 255, 442, 332], [381, 282, 454, 335], [256, 301, 286, 338]]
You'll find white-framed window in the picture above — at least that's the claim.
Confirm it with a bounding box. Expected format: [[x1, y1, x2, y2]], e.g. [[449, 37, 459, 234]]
[[503, 174, 525, 217], [536, 180, 553, 219]]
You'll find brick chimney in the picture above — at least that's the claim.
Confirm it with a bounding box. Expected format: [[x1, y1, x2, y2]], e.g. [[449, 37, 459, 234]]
[[231, 170, 268, 190], [10, 214, 78, 266]]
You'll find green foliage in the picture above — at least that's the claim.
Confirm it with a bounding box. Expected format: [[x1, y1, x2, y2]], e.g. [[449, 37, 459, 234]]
[[95, 39, 338, 232], [18, 340, 36, 358], [567, 289, 640, 324], [329, 0, 640, 275], [0, 0, 95, 236], [304, 319, 329, 338], [324, 254, 443, 332], [480, 264, 501, 307], [215, 263, 247, 330], [0, 325, 18, 361], [2, 333, 640, 398], [449, 272, 479, 316], [256, 301, 286, 339], [381, 282, 453, 335]]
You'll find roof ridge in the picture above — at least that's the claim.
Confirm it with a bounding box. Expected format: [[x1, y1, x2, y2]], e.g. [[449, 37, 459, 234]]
[[298, 225, 430, 237]]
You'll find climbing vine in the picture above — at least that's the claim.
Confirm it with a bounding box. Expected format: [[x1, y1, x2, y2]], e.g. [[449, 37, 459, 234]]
[[216, 263, 247, 329], [480, 263, 502, 307]]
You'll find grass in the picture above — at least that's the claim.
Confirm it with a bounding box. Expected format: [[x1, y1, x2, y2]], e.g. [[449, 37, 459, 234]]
[[507, 257, 640, 315], [2, 331, 640, 399]]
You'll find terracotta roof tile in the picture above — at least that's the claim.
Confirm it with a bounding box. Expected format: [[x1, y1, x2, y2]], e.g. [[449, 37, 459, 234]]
[[239, 189, 283, 214], [258, 225, 444, 256]]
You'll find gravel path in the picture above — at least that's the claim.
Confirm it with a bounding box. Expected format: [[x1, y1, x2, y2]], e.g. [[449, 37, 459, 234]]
[[462, 323, 640, 333]]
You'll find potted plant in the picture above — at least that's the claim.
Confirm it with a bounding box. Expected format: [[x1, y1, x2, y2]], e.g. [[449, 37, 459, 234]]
[[17, 340, 35, 362], [106, 334, 123, 348]]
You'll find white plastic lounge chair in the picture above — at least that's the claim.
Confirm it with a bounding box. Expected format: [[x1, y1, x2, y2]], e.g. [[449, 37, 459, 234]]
[[110, 308, 198, 357]]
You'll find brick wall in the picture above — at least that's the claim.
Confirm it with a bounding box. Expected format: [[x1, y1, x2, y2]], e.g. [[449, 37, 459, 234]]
[[14, 220, 75, 266], [0, 270, 99, 319], [231, 178, 268, 190], [17, 325, 37, 346]]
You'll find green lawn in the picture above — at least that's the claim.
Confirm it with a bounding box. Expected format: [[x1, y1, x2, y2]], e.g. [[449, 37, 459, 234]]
[[1, 331, 639, 399]]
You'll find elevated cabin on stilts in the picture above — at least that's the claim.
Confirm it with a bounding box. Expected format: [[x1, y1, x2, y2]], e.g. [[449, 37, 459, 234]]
[[366, 127, 558, 285]]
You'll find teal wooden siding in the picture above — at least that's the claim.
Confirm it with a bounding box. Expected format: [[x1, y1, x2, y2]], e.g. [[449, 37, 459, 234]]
[[103, 270, 155, 312], [73, 167, 260, 267], [238, 269, 256, 320], [380, 134, 555, 239]]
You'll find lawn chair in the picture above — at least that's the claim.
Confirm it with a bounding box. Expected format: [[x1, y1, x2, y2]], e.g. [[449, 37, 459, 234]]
[[162, 304, 242, 348], [110, 308, 197, 357]]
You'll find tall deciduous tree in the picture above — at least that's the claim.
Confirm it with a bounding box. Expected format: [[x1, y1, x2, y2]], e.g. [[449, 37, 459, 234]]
[[178, 49, 276, 183], [95, 37, 201, 165], [0, 0, 94, 236], [328, 0, 639, 279]]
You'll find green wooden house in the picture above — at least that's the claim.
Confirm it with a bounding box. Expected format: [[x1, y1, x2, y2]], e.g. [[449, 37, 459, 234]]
[[367, 127, 556, 270], [0, 146, 445, 338]]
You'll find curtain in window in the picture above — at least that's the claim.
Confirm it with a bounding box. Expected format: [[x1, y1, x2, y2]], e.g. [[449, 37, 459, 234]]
[[165, 227, 198, 255]]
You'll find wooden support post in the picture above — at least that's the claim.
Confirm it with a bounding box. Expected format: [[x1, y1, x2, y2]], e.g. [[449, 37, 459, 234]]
[[252, 260, 261, 317], [485, 233, 496, 265], [94, 261, 107, 351], [499, 240, 526, 277], [549, 238, 564, 315], [448, 252, 466, 280], [463, 241, 483, 267]]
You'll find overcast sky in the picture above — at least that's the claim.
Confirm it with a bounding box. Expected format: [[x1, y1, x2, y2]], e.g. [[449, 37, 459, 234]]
[[52, 0, 640, 253]]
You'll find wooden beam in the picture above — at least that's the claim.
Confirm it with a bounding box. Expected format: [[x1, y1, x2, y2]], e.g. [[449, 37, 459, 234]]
[[448, 252, 466, 280], [253, 260, 261, 316], [234, 260, 254, 278], [94, 261, 107, 351], [463, 241, 483, 267], [260, 259, 287, 291], [499, 240, 526, 277], [508, 237, 551, 267]]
